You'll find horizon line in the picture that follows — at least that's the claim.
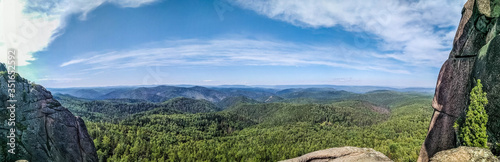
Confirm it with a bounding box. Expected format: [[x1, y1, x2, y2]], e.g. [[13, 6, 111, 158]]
[[45, 83, 436, 89]]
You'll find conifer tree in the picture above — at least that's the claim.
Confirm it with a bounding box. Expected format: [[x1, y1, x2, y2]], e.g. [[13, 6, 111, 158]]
[[460, 79, 489, 148]]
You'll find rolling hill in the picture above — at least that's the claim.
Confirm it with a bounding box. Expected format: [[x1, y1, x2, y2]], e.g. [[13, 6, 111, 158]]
[[73, 89, 433, 161]]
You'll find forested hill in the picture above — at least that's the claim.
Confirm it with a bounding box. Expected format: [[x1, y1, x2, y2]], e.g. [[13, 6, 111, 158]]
[[54, 94, 220, 122], [55, 87, 434, 161], [224, 100, 389, 127]]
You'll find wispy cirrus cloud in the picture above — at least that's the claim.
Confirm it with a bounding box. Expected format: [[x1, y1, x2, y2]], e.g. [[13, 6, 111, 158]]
[[61, 38, 411, 74], [0, 0, 158, 66], [38, 77, 83, 83], [229, 0, 467, 67]]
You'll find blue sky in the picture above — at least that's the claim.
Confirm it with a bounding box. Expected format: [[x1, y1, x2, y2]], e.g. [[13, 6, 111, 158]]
[[0, 0, 466, 88]]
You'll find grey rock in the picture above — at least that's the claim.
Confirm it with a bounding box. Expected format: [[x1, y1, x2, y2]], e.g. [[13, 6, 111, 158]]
[[430, 146, 499, 162], [450, 0, 488, 57], [0, 63, 98, 162], [280, 146, 392, 162], [431, 58, 475, 117], [420, 0, 500, 161], [474, 31, 500, 146], [419, 111, 458, 162]]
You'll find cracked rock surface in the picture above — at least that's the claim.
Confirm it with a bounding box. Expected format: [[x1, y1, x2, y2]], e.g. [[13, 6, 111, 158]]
[[280, 146, 392, 162], [0, 63, 97, 162], [430, 147, 498, 162], [419, 0, 500, 161]]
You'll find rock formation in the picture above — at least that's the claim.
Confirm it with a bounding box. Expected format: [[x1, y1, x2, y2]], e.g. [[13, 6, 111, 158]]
[[430, 147, 498, 162], [0, 63, 98, 161], [419, 0, 500, 161], [280, 146, 392, 162]]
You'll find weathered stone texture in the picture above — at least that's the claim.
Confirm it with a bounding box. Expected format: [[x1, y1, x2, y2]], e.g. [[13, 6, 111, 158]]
[[431, 58, 475, 117], [419, 0, 500, 161], [430, 146, 499, 162], [419, 111, 458, 162], [0, 63, 98, 162], [280, 146, 392, 162]]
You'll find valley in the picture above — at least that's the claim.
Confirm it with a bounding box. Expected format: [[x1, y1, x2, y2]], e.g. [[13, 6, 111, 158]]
[[4, 0, 500, 161], [53, 86, 434, 161]]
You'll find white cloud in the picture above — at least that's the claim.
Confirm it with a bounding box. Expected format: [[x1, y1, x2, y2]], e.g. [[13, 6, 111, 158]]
[[61, 38, 412, 74], [0, 0, 158, 66], [0, 0, 60, 66], [230, 0, 467, 67], [38, 77, 82, 83], [60, 58, 91, 67], [1, 0, 466, 72]]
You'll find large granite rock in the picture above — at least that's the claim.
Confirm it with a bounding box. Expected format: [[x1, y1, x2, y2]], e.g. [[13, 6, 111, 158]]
[[419, 0, 500, 161], [280, 146, 392, 162], [474, 33, 500, 149], [0, 63, 98, 161], [430, 147, 499, 162], [431, 58, 475, 117], [419, 111, 458, 162]]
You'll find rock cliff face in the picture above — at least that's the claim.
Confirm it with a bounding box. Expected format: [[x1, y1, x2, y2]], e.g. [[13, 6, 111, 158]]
[[419, 0, 500, 161], [280, 146, 392, 162], [0, 63, 98, 161]]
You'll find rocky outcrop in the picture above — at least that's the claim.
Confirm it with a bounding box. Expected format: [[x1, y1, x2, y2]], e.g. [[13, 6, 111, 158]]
[[430, 147, 499, 162], [0, 63, 98, 161], [280, 146, 392, 162], [419, 0, 500, 161]]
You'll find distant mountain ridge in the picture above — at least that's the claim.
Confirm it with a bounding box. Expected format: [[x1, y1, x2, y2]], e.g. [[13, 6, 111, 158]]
[[53, 82, 435, 161], [48, 85, 434, 103], [52, 86, 433, 125]]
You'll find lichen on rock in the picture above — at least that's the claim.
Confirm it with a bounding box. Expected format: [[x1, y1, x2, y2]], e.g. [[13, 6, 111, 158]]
[[430, 146, 498, 162]]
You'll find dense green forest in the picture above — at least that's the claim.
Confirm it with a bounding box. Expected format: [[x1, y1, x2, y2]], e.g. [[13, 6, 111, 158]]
[[57, 89, 434, 162]]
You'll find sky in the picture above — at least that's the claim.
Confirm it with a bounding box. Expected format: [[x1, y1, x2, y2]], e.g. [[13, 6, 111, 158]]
[[0, 0, 467, 88]]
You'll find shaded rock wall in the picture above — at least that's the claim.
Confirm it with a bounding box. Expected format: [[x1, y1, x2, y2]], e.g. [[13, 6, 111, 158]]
[[0, 63, 97, 162], [419, 0, 500, 161]]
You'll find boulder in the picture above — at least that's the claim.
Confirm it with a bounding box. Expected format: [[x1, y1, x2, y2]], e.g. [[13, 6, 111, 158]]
[[0, 63, 98, 162], [430, 147, 499, 162], [280, 146, 392, 162]]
